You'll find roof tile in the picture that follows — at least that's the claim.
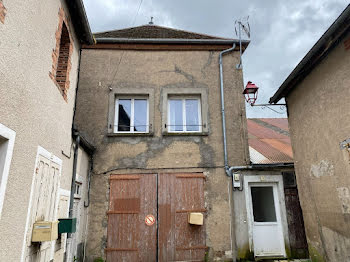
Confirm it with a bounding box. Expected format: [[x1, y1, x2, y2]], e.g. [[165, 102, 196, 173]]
[[247, 118, 293, 164]]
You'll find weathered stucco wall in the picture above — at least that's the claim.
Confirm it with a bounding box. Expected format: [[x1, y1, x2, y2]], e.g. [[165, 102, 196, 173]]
[[286, 32, 350, 262], [0, 0, 81, 260], [75, 48, 249, 261]]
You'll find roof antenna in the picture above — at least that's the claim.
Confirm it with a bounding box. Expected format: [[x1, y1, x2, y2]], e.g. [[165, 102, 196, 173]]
[[235, 16, 250, 70], [149, 16, 154, 25]]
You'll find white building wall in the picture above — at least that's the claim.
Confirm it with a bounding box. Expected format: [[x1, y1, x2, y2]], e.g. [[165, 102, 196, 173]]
[[0, 0, 84, 260]]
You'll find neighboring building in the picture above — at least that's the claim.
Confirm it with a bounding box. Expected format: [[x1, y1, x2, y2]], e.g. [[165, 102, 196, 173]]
[[74, 24, 250, 261], [270, 4, 350, 262], [233, 118, 308, 260], [0, 0, 94, 261]]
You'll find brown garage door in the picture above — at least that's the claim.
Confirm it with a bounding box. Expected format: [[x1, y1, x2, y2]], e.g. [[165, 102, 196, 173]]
[[107, 173, 206, 262]]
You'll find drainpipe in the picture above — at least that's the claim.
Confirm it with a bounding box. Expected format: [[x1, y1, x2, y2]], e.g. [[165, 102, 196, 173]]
[[69, 133, 80, 226], [219, 44, 236, 177], [64, 133, 79, 262], [84, 154, 93, 208]]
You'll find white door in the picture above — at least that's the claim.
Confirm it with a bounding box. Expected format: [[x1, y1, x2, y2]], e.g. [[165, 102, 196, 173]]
[[24, 152, 61, 262], [249, 183, 285, 257]]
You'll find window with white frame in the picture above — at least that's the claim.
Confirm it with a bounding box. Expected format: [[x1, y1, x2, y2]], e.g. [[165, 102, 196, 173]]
[[114, 97, 149, 133], [0, 123, 15, 219], [168, 97, 202, 132]]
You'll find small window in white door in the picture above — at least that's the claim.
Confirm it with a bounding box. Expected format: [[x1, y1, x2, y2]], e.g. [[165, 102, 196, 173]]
[[251, 186, 277, 222], [168, 98, 201, 132]]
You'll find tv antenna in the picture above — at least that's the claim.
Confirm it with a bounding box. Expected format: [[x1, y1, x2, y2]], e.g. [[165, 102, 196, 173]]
[[235, 16, 250, 70]]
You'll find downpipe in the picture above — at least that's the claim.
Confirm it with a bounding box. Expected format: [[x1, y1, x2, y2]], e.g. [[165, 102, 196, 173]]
[[219, 45, 254, 177], [219, 44, 239, 177], [64, 133, 79, 262]]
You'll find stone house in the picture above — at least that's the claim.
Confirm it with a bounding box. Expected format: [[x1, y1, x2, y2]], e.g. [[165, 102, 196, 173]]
[[0, 0, 94, 261], [75, 24, 310, 261], [270, 4, 350, 262], [74, 24, 250, 261]]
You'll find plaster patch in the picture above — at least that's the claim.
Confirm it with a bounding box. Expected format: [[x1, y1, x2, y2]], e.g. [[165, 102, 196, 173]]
[[310, 160, 334, 178], [336, 187, 350, 214]]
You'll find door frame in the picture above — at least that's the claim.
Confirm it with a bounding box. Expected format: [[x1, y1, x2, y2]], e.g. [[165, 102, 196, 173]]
[[244, 174, 290, 258]]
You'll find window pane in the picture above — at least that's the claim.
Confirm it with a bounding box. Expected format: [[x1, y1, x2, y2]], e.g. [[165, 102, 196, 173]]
[[251, 186, 277, 222], [169, 99, 183, 131], [134, 99, 147, 132], [118, 99, 131, 131], [185, 99, 199, 131]]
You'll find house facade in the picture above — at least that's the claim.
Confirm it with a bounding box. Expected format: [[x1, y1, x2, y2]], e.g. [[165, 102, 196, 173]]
[[0, 0, 94, 261], [270, 4, 350, 262], [74, 24, 250, 261]]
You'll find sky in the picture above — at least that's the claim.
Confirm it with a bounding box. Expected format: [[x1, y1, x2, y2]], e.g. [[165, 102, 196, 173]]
[[83, 0, 349, 118]]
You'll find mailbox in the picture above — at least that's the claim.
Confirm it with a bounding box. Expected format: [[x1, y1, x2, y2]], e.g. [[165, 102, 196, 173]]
[[58, 218, 77, 234], [32, 221, 59, 242], [188, 212, 203, 225]]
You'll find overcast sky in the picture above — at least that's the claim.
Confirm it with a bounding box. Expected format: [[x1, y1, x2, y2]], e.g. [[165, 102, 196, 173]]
[[83, 0, 349, 118]]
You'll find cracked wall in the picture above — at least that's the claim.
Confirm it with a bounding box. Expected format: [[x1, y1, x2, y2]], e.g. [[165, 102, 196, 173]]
[[74, 48, 249, 261], [286, 31, 350, 262]]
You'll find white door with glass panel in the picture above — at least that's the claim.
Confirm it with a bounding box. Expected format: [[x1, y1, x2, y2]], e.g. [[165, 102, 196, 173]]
[[249, 183, 285, 257]]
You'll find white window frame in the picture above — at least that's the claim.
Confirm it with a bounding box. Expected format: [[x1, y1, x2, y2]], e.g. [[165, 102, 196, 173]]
[[113, 97, 149, 134], [0, 123, 16, 219], [167, 96, 202, 133]]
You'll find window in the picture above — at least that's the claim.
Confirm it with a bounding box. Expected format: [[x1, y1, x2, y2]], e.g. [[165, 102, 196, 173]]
[[108, 88, 154, 135], [168, 97, 201, 132], [0, 0, 6, 24], [114, 98, 149, 133], [74, 181, 82, 199], [55, 23, 71, 90], [251, 186, 277, 222], [162, 87, 209, 135], [49, 9, 73, 101], [0, 123, 15, 219]]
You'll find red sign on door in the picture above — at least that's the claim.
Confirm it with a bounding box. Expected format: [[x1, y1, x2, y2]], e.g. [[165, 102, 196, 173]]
[[145, 214, 155, 226]]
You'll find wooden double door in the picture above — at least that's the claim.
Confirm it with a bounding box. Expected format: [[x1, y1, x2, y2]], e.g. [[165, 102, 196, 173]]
[[106, 173, 206, 262]]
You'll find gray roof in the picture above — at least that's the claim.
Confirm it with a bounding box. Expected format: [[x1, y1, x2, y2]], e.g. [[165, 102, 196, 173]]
[[95, 24, 231, 39], [270, 4, 350, 104], [93, 24, 250, 46]]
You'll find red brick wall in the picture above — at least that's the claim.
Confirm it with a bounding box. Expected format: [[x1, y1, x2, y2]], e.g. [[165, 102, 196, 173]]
[[49, 7, 74, 101], [0, 1, 7, 24]]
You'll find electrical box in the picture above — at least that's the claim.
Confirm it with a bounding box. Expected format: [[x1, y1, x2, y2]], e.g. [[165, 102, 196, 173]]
[[32, 221, 59, 242], [58, 218, 77, 234], [188, 212, 203, 225], [233, 173, 241, 188]]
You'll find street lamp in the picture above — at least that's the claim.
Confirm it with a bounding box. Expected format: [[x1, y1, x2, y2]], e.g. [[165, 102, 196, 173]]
[[243, 81, 259, 106]]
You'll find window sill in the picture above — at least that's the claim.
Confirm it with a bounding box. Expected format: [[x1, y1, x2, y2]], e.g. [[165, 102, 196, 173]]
[[107, 132, 154, 137], [162, 131, 209, 136]]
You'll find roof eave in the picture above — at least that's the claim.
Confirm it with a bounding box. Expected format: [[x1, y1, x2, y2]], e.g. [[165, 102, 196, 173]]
[[65, 0, 94, 45], [269, 4, 350, 104], [250, 163, 294, 170], [95, 37, 250, 46]]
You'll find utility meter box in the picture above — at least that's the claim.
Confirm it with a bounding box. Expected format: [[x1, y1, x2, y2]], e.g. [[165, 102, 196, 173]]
[[58, 218, 77, 234], [32, 221, 59, 242], [188, 212, 203, 225]]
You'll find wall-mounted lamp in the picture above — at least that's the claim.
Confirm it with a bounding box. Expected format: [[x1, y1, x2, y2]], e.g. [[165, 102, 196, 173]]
[[243, 81, 259, 106]]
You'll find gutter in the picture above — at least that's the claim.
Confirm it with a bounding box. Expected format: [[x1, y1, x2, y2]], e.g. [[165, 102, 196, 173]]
[[269, 4, 350, 104], [95, 37, 250, 46], [65, 0, 94, 45]]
